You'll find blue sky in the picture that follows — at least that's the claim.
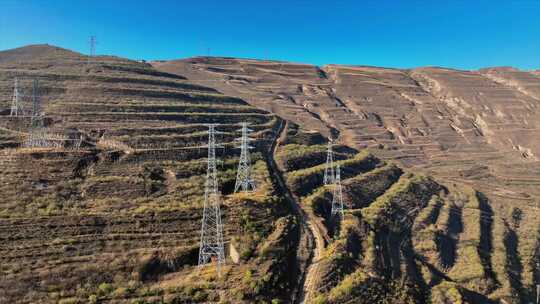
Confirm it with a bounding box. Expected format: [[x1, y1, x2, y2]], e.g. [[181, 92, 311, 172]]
[[1, 0, 539, 70]]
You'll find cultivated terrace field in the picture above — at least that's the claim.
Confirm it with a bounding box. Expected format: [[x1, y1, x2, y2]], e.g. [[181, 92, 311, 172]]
[[0, 45, 538, 304]]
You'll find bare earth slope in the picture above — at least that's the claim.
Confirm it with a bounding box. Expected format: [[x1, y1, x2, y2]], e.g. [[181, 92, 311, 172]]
[[155, 57, 540, 303]]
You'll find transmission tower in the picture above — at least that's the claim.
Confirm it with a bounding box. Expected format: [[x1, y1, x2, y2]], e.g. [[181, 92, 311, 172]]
[[30, 79, 42, 127], [10, 78, 22, 116], [323, 139, 335, 185], [234, 122, 256, 193], [198, 124, 225, 275], [88, 36, 97, 65], [331, 163, 345, 219]]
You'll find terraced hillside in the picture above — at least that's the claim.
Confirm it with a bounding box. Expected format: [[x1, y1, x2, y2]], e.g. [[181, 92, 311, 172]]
[[0, 45, 297, 303], [272, 123, 539, 303], [1, 45, 539, 303], [153, 58, 540, 203], [155, 58, 540, 303]]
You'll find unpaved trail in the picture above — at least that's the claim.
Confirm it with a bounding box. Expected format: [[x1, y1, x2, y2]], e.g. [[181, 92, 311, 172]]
[[300, 219, 326, 303], [266, 119, 327, 304]]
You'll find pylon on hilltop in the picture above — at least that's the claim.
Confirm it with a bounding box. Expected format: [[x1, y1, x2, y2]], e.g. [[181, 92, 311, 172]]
[[198, 124, 225, 276], [88, 36, 97, 66], [234, 122, 256, 193]]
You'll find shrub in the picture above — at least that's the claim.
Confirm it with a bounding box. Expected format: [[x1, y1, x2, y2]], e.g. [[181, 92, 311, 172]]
[[323, 269, 388, 303], [98, 282, 114, 295], [312, 294, 327, 304], [431, 281, 463, 304], [243, 269, 253, 284], [88, 294, 98, 304], [113, 287, 128, 298]]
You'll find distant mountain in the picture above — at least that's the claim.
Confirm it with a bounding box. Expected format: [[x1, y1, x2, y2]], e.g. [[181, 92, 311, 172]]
[[0, 44, 82, 63]]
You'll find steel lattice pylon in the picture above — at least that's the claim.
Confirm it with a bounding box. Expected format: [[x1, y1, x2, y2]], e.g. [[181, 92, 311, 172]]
[[25, 79, 50, 147], [31, 79, 42, 127], [10, 78, 23, 116], [88, 36, 97, 66], [331, 163, 345, 219], [198, 124, 225, 275], [323, 139, 335, 185], [234, 122, 256, 192]]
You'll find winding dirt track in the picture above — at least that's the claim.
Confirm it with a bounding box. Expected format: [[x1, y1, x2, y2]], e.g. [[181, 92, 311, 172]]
[[266, 119, 326, 303]]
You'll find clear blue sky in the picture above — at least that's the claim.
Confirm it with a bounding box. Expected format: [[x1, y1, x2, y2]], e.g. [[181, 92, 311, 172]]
[[1, 0, 539, 70]]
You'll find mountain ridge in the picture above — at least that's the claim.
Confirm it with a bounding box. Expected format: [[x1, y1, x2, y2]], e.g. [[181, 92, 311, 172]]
[[4, 44, 537, 72]]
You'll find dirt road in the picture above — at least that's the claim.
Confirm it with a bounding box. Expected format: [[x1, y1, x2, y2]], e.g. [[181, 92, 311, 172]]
[[266, 119, 327, 303]]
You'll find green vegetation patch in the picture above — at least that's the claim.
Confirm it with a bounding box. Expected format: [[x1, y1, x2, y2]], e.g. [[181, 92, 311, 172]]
[[276, 143, 355, 172], [318, 268, 387, 304], [311, 215, 365, 295], [303, 164, 403, 228], [430, 281, 465, 304], [448, 187, 488, 291], [287, 151, 379, 197], [361, 174, 441, 230]]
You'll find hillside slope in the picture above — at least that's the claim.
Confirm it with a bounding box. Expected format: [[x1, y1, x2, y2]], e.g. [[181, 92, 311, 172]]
[[0, 45, 538, 303], [155, 57, 540, 303], [0, 45, 296, 303]]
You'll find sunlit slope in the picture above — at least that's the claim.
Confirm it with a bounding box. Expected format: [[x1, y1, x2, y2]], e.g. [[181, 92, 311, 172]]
[[155, 57, 540, 303], [0, 45, 295, 303], [276, 124, 540, 303]]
